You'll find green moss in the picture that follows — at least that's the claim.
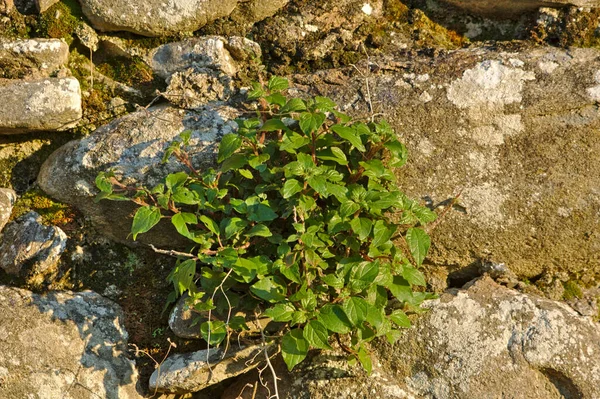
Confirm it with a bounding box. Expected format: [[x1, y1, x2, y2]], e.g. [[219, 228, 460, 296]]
[[563, 281, 584, 301], [0, 9, 33, 39], [33, 0, 84, 44], [410, 9, 468, 49], [96, 56, 155, 87], [11, 188, 77, 228]]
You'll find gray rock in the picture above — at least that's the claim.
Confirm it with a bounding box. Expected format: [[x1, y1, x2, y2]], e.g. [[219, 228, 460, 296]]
[[37, 104, 239, 247], [300, 45, 600, 283], [225, 36, 262, 62], [78, 0, 238, 37], [75, 22, 100, 52], [0, 211, 67, 286], [150, 344, 271, 394], [0, 286, 142, 399], [149, 36, 239, 80], [0, 77, 82, 134], [440, 0, 600, 17], [163, 67, 233, 109], [0, 39, 69, 79], [0, 188, 16, 233], [35, 0, 57, 13]]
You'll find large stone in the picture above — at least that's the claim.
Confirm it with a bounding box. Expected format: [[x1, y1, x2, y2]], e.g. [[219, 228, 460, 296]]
[[0, 286, 142, 398], [439, 0, 600, 17], [0, 39, 70, 79], [297, 45, 600, 283], [229, 0, 289, 24], [0, 0, 13, 14], [0, 188, 16, 232], [0, 211, 67, 286], [0, 77, 82, 134], [37, 104, 239, 247], [163, 67, 233, 109], [224, 277, 600, 398], [78, 0, 238, 37]]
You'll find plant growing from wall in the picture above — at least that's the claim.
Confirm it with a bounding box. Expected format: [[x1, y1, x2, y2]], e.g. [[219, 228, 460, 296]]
[[96, 77, 436, 373]]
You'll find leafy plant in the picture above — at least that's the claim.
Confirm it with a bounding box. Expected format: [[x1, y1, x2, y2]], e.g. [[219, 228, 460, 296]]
[[96, 77, 436, 373]]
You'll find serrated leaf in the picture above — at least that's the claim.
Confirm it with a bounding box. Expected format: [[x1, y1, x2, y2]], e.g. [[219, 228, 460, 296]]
[[131, 206, 162, 240], [250, 276, 287, 303], [322, 274, 344, 289], [372, 220, 395, 248], [390, 310, 411, 328], [350, 218, 372, 241], [357, 346, 373, 374], [331, 124, 366, 152], [303, 320, 332, 350], [282, 329, 309, 370], [316, 148, 348, 165], [342, 297, 369, 326], [318, 305, 352, 334], [282, 179, 303, 198], [280, 98, 307, 113], [268, 76, 289, 92], [402, 264, 427, 286], [217, 133, 242, 163], [314, 96, 337, 111], [385, 139, 408, 168], [350, 262, 379, 291], [95, 173, 113, 193], [307, 175, 328, 196], [299, 112, 326, 135], [266, 93, 286, 106], [340, 201, 360, 218], [264, 303, 295, 322], [165, 172, 188, 190], [406, 228, 430, 266], [261, 119, 287, 131]]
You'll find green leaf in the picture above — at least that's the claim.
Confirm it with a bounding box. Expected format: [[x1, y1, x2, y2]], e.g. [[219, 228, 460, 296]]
[[326, 183, 348, 201], [280, 98, 306, 113], [307, 176, 328, 196], [172, 186, 198, 205], [356, 346, 373, 375], [171, 212, 198, 240], [316, 148, 348, 165], [264, 303, 295, 322], [318, 304, 352, 334], [406, 228, 431, 266], [172, 259, 196, 294], [261, 119, 287, 131], [303, 320, 332, 350], [198, 215, 219, 236], [402, 264, 427, 286], [95, 173, 113, 193], [248, 203, 278, 222], [340, 201, 360, 218], [217, 133, 242, 163], [350, 262, 379, 292], [247, 82, 265, 100], [322, 273, 344, 289], [233, 257, 258, 283], [342, 297, 369, 326], [331, 125, 365, 152], [314, 96, 337, 111], [221, 217, 248, 239], [200, 320, 227, 346], [250, 276, 287, 303], [385, 139, 408, 168], [282, 179, 303, 198], [371, 220, 395, 248], [131, 206, 162, 240], [268, 76, 289, 92], [281, 329, 309, 371], [390, 310, 411, 328], [299, 112, 326, 135], [266, 93, 286, 106], [221, 153, 247, 172], [350, 218, 372, 241], [165, 172, 188, 190], [238, 169, 254, 179], [246, 224, 272, 238]]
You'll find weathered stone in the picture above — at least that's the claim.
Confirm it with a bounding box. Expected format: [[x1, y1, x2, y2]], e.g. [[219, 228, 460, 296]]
[[149, 36, 238, 80], [0, 77, 82, 134], [163, 67, 233, 109], [78, 0, 238, 37], [150, 344, 271, 394], [34, 0, 57, 13], [0, 286, 142, 398], [0, 211, 67, 286], [0, 0, 13, 14], [37, 104, 239, 247], [0, 188, 15, 233], [0, 39, 69, 79], [440, 0, 600, 17], [75, 22, 99, 52], [298, 45, 600, 282], [225, 36, 262, 62], [229, 0, 289, 24]]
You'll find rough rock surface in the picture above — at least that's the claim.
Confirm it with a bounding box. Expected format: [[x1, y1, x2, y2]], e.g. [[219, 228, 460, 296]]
[[299, 45, 600, 282], [230, 0, 289, 24], [225, 277, 600, 398], [440, 0, 600, 17], [37, 104, 239, 247], [0, 286, 142, 399], [150, 345, 269, 394], [0, 39, 69, 79], [78, 0, 238, 37], [0, 0, 13, 14], [163, 67, 233, 108], [0, 77, 82, 134], [34, 0, 57, 13], [149, 36, 239, 80], [0, 188, 16, 232], [0, 211, 67, 286]]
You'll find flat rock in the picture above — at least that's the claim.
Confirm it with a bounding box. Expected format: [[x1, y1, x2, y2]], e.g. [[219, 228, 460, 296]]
[[150, 344, 270, 394], [300, 45, 600, 283], [149, 36, 239, 80], [37, 104, 239, 247], [0, 286, 142, 398], [0, 188, 16, 232], [0, 77, 82, 134], [78, 0, 238, 37], [440, 0, 600, 17], [0, 39, 69, 79], [0, 211, 67, 287]]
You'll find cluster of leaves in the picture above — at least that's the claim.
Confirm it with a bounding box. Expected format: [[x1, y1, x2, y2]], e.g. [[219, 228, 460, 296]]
[[96, 77, 436, 373]]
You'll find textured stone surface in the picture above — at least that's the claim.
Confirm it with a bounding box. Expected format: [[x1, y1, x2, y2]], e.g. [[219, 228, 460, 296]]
[[0, 286, 142, 399], [0, 0, 13, 14], [78, 0, 238, 37], [0, 39, 69, 79], [34, 0, 57, 13], [0, 211, 66, 286], [0, 77, 82, 134], [150, 344, 270, 394], [297, 45, 600, 282], [149, 36, 238, 80], [163, 67, 233, 109], [230, 0, 289, 24], [440, 0, 600, 17], [0, 188, 16, 233], [225, 277, 600, 398], [37, 104, 239, 247]]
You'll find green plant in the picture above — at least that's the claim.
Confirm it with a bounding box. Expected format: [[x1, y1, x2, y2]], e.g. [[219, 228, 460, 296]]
[[96, 77, 436, 373]]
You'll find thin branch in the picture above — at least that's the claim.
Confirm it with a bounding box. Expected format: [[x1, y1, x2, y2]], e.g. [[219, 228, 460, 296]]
[[255, 311, 280, 399]]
